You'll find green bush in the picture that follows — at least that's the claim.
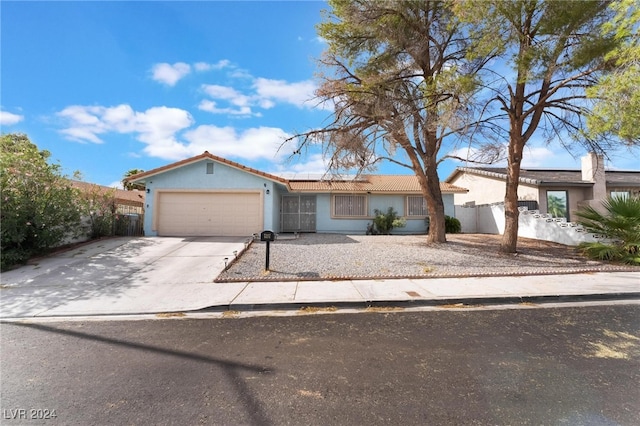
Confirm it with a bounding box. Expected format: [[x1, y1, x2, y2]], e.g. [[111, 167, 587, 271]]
[[1, 134, 83, 270], [445, 215, 461, 233], [373, 207, 406, 235], [576, 196, 640, 265]]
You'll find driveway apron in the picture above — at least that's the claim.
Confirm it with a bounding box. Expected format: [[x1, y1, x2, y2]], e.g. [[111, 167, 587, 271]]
[[0, 237, 248, 317]]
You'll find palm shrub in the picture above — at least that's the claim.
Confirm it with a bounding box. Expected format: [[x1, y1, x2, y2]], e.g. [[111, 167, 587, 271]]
[[373, 207, 406, 235], [575, 196, 640, 265]]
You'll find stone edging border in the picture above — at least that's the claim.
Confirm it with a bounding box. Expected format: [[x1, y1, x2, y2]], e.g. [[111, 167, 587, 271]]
[[214, 265, 639, 283]]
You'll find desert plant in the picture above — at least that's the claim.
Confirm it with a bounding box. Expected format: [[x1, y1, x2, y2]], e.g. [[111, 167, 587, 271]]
[[575, 196, 640, 265], [445, 215, 461, 234], [373, 207, 406, 235]]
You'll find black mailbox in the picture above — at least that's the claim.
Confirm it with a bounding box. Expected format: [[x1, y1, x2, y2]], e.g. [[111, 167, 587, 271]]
[[260, 230, 275, 242], [260, 230, 275, 271]]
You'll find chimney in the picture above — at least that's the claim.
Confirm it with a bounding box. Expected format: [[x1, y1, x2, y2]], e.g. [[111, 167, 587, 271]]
[[581, 152, 606, 200]]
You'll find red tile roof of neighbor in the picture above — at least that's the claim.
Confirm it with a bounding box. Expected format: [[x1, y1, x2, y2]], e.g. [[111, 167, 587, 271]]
[[125, 151, 468, 194], [70, 181, 145, 206]]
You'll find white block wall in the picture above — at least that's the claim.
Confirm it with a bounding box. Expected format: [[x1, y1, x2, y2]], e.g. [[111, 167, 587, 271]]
[[455, 203, 600, 246]]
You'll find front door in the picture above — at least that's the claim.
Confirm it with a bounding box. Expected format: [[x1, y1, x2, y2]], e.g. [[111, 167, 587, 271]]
[[281, 195, 316, 232]]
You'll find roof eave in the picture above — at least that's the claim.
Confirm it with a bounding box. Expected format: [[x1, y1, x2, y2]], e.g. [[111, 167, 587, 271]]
[[125, 152, 289, 186]]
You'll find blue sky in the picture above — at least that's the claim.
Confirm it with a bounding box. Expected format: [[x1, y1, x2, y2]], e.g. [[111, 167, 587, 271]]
[[2, 1, 638, 188]]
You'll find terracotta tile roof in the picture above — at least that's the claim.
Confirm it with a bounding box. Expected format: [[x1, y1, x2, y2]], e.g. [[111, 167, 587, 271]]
[[70, 180, 145, 206], [288, 175, 468, 193], [124, 152, 466, 194], [125, 151, 289, 185]]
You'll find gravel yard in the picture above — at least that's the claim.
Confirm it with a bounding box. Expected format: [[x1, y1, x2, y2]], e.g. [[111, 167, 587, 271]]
[[216, 233, 636, 282]]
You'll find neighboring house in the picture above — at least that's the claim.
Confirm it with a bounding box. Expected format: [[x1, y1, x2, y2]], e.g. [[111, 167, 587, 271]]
[[445, 153, 640, 221], [125, 151, 467, 237], [63, 181, 145, 242], [70, 180, 145, 214]]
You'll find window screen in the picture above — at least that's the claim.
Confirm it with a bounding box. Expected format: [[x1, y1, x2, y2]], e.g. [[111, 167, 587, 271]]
[[406, 196, 427, 216], [333, 195, 367, 217]]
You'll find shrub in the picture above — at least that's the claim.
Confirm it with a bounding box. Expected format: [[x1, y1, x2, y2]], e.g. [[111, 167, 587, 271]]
[[373, 207, 406, 235], [1, 134, 83, 270], [575, 196, 640, 265], [445, 215, 461, 233]]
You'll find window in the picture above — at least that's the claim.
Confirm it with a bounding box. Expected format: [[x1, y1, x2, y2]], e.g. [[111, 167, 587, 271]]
[[333, 194, 367, 217], [206, 163, 214, 174], [406, 196, 427, 216], [610, 191, 630, 200], [546, 190, 568, 219]]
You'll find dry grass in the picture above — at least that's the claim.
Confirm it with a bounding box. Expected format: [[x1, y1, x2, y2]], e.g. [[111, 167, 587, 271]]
[[155, 312, 186, 318], [298, 306, 338, 314], [365, 306, 405, 312], [438, 303, 484, 309]]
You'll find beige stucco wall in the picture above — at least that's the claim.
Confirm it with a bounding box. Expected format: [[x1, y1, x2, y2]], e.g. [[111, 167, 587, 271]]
[[449, 173, 538, 206]]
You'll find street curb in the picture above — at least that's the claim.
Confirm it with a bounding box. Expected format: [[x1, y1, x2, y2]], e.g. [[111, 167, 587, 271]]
[[2, 293, 638, 321], [208, 292, 640, 313]]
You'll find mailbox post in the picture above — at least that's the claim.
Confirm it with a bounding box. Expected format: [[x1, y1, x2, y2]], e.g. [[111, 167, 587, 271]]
[[260, 230, 276, 271]]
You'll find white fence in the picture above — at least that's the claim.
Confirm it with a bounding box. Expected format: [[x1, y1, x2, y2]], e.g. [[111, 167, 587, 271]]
[[455, 203, 600, 246]]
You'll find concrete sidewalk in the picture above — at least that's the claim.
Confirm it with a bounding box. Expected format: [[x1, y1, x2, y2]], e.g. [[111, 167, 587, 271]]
[[1, 237, 638, 319], [2, 270, 639, 318]]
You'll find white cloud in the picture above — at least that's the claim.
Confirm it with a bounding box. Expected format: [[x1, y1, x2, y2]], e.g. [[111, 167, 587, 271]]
[[199, 84, 257, 115], [57, 105, 109, 143], [201, 84, 251, 107], [151, 62, 191, 86], [57, 104, 194, 160], [272, 153, 330, 177], [194, 60, 230, 72], [253, 78, 317, 109], [56, 103, 289, 162], [0, 110, 24, 125], [520, 146, 570, 168], [59, 126, 105, 144], [199, 77, 324, 117], [228, 68, 254, 79], [135, 106, 195, 159], [448, 143, 582, 169], [198, 100, 253, 116], [183, 125, 290, 161]]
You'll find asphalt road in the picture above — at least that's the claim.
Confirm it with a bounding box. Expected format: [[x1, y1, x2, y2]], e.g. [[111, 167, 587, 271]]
[[1, 305, 639, 425]]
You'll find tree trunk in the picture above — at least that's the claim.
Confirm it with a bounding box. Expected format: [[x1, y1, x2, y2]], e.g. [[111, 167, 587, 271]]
[[421, 156, 446, 244], [500, 135, 524, 253]]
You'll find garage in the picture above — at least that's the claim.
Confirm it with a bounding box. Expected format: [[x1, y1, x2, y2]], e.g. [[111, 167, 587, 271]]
[[156, 191, 262, 237]]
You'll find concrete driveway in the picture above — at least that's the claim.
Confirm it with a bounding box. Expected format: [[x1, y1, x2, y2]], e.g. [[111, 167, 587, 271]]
[[0, 237, 248, 318]]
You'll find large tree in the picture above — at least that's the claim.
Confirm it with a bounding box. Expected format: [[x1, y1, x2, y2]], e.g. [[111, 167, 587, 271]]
[[587, 0, 640, 144], [286, 0, 491, 243], [455, 0, 620, 253], [1, 133, 82, 269]]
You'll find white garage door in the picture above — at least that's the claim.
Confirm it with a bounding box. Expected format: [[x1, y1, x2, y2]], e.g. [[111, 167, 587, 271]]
[[157, 192, 262, 236]]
